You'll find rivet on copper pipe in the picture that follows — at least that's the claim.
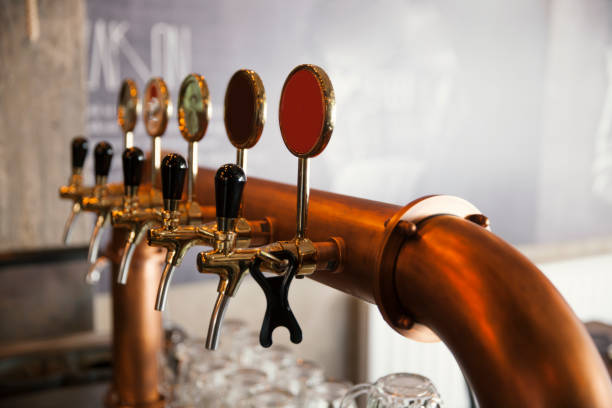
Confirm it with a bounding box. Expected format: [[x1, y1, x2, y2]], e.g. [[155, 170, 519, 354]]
[[465, 213, 490, 228], [397, 220, 418, 237]]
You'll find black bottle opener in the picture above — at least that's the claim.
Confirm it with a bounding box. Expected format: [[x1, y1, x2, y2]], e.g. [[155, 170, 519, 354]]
[[250, 250, 302, 348]]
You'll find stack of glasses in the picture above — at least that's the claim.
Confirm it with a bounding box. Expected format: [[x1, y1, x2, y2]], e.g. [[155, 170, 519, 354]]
[[159, 319, 353, 407], [160, 319, 445, 407]]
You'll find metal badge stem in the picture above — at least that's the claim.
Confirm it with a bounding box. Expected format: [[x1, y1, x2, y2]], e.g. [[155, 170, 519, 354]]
[[151, 136, 161, 188], [187, 141, 198, 203], [296, 157, 309, 239], [124, 131, 134, 150], [236, 148, 247, 173]]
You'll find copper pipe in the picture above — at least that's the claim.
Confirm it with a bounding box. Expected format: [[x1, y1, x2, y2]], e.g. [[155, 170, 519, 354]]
[[395, 216, 612, 406], [192, 168, 612, 406], [314, 238, 344, 273], [196, 168, 401, 302], [105, 229, 165, 408]]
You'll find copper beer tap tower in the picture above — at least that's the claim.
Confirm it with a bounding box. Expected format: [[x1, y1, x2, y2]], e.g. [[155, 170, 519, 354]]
[[59, 66, 612, 407]]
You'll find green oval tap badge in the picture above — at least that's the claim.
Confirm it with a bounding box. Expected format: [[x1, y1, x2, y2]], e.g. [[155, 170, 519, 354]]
[[178, 74, 211, 143]]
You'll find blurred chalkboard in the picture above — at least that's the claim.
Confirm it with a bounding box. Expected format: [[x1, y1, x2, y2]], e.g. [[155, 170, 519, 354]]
[[85, 0, 612, 246]]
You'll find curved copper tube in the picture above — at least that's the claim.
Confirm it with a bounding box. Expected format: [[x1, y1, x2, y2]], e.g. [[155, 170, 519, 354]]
[[395, 216, 612, 407], [192, 169, 612, 407]]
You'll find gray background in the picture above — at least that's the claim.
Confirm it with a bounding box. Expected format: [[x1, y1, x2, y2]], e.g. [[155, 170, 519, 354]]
[[83, 0, 612, 247]]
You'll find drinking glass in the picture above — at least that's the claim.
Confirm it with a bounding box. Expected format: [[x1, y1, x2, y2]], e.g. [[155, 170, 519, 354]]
[[300, 379, 353, 407], [212, 367, 270, 407], [241, 343, 295, 380], [216, 318, 253, 360], [276, 359, 325, 395], [189, 357, 236, 406], [339, 373, 443, 408], [237, 387, 298, 407]]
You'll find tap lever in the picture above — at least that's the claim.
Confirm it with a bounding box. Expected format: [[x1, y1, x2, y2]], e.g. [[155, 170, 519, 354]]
[[72, 137, 88, 173], [94, 141, 113, 183], [250, 250, 302, 348], [161, 153, 187, 213], [62, 137, 89, 244], [122, 147, 145, 197], [215, 163, 246, 232]]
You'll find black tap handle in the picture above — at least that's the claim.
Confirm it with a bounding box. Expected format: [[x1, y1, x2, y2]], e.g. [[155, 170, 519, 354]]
[[122, 147, 145, 190], [214, 164, 246, 231], [250, 250, 302, 348], [161, 153, 187, 202], [94, 141, 113, 178], [71, 137, 88, 170]]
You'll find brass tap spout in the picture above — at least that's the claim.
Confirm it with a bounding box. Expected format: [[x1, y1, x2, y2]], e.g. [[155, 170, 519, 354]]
[[146, 153, 215, 311], [112, 146, 164, 285], [149, 220, 215, 311], [79, 141, 126, 283], [197, 164, 302, 350], [82, 141, 116, 260], [197, 239, 289, 350], [59, 136, 90, 244], [113, 208, 161, 284]]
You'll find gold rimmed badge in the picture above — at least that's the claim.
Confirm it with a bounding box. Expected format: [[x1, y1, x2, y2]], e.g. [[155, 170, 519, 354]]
[[178, 73, 211, 143], [117, 79, 140, 149], [224, 69, 266, 150], [143, 77, 171, 138]]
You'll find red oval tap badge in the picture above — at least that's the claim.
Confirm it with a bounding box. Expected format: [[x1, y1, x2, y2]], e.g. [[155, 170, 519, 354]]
[[279, 65, 335, 158]]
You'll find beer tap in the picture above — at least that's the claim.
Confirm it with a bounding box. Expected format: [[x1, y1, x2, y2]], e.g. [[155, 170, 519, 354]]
[[147, 153, 216, 311], [114, 73, 212, 288], [111, 147, 163, 284], [144, 73, 216, 308], [196, 64, 343, 350], [147, 71, 273, 310], [61, 80, 140, 248], [80, 141, 124, 282], [59, 136, 90, 244], [109, 78, 177, 284]]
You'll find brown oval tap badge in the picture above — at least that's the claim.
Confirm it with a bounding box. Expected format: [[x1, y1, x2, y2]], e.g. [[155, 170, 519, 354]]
[[143, 77, 171, 137], [117, 78, 140, 134], [224, 69, 266, 149]]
